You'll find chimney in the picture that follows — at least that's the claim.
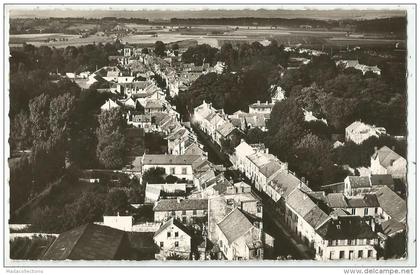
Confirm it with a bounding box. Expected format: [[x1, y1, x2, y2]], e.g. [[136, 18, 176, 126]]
[[257, 100, 260, 104], [283, 162, 288, 171], [374, 146, 378, 152]]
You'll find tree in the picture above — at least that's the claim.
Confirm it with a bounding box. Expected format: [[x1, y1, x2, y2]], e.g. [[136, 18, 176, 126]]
[[64, 192, 106, 229], [96, 109, 127, 169], [10, 110, 32, 151], [154, 41, 166, 57], [142, 167, 166, 184], [105, 189, 129, 215]]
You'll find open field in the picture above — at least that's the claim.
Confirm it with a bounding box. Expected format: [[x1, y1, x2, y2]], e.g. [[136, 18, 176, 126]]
[[9, 25, 404, 49]]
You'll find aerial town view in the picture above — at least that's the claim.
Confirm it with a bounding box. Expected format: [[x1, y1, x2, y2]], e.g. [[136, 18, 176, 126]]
[[5, 4, 413, 268]]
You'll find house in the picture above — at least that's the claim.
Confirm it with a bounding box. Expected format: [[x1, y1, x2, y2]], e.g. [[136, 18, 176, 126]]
[[374, 186, 406, 223], [145, 182, 187, 203], [42, 224, 131, 260], [344, 176, 372, 196], [343, 175, 395, 197], [141, 154, 203, 181], [142, 99, 165, 114], [184, 142, 206, 157], [215, 208, 263, 260], [101, 98, 121, 111], [345, 121, 386, 144], [327, 193, 380, 217], [315, 216, 378, 260], [370, 146, 407, 182], [153, 198, 208, 225], [248, 101, 274, 115], [153, 218, 192, 259]]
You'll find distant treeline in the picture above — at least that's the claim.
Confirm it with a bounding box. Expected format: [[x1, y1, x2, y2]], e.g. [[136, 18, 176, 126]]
[[170, 17, 339, 28], [352, 17, 407, 34], [170, 16, 407, 34]]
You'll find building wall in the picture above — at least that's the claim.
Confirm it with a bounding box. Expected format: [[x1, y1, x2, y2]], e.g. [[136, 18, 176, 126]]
[[143, 164, 194, 180], [154, 209, 207, 224], [154, 226, 191, 258], [370, 157, 388, 175], [318, 243, 377, 261]]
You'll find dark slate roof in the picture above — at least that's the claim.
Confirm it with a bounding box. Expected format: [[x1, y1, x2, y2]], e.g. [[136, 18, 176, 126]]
[[370, 174, 394, 187], [153, 218, 192, 238], [153, 198, 208, 212], [143, 154, 201, 166], [217, 208, 254, 245], [316, 216, 377, 240], [347, 194, 380, 208], [348, 176, 371, 188], [380, 219, 406, 236], [42, 224, 126, 260], [375, 186, 407, 222], [327, 193, 348, 208]]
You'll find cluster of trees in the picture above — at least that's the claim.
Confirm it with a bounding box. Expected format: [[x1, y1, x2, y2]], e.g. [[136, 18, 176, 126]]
[[181, 44, 219, 65], [279, 55, 406, 135], [96, 109, 127, 169], [264, 54, 406, 189], [175, 41, 288, 116], [142, 167, 185, 185]]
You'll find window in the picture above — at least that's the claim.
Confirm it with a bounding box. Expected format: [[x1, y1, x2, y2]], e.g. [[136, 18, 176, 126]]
[[182, 217, 187, 223], [193, 210, 197, 215], [182, 210, 186, 215], [175, 241, 179, 248], [170, 167, 175, 174], [175, 232, 179, 237], [171, 211, 176, 216], [368, 250, 373, 258], [358, 250, 363, 258], [349, 250, 354, 259], [182, 168, 187, 175], [351, 239, 356, 245], [375, 207, 378, 214], [339, 251, 345, 259], [167, 232, 171, 238], [351, 208, 356, 215], [330, 251, 335, 260], [364, 208, 369, 215], [160, 242, 164, 248]]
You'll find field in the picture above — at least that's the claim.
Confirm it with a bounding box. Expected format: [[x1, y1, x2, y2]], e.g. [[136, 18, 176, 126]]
[[9, 25, 404, 50]]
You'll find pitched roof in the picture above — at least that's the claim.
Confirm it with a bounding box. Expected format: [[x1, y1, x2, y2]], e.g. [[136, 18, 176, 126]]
[[326, 193, 348, 208], [374, 186, 407, 222], [259, 160, 283, 178], [42, 224, 126, 260], [372, 146, 404, 168], [217, 208, 255, 245], [380, 218, 406, 236], [217, 121, 236, 137], [370, 174, 394, 187], [316, 216, 377, 240], [347, 176, 371, 188], [268, 171, 301, 198], [303, 206, 330, 229], [143, 154, 201, 166], [153, 198, 208, 212], [153, 218, 192, 238], [347, 194, 380, 208]]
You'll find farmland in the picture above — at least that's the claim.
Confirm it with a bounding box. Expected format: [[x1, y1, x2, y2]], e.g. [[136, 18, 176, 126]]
[[9, 24, 404, 50]]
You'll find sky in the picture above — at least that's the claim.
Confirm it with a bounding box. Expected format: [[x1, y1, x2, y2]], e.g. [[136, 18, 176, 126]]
[[8, 5, 407, 20]]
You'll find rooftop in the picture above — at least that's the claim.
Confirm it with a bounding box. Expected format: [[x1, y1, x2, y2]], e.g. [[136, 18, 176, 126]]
[[317, 216, 377, 240], [42, 224, 127, 260], [143, 154, 202, 166], [153, 198, 208, 212]]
